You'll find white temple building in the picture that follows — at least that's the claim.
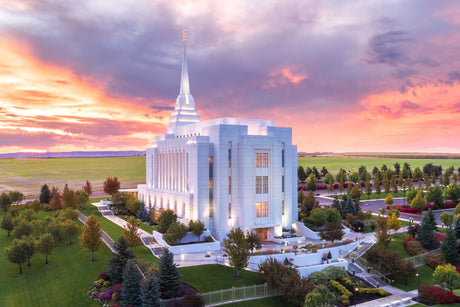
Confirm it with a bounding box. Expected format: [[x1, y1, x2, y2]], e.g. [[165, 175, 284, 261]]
[[138, 33, 298, 241]]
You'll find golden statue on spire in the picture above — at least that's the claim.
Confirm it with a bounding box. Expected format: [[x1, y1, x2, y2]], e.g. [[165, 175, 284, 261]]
[[183, 29, 187, 43]]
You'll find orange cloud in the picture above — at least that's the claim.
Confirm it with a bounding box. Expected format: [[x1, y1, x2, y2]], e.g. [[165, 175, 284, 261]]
[[263, 67, 308, 89], [0, 39, 167, 153]]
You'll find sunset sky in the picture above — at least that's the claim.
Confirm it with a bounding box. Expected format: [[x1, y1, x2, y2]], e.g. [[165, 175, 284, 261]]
[[1, 1, 459, 154]]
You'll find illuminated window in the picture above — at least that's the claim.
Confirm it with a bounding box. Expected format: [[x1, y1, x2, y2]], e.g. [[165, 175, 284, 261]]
[[282, 175, 285, 192], [256, 153, 268, 168], [228, 148, 231, 168], [281, 149, 285, 167], [228, 176, 232, 195], [256, 176, 268, 194], [228, 203, 231, 219], [282, 200, 285, 215], [256, 202, 268, 217]]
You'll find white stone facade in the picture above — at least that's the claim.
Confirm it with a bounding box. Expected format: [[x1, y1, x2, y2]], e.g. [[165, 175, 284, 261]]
[[138, 40, 297, 241]]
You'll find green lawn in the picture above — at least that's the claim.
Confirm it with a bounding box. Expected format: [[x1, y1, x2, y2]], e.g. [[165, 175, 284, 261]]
[[178, 264, 266, 293], [79, 205, 158, 264], [219, 296, 296, 307], [298, 156, 460, 173], [0, 210, 111, 307], [394, 265, 435, 291], [388, 233, 411, 259]]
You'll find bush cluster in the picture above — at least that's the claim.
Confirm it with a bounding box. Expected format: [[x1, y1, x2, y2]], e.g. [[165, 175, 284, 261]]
[[357, 288, 388, 296], [426, 253, 444, 269], [419, 285, 460, 304], [329, 280, 351, 305]]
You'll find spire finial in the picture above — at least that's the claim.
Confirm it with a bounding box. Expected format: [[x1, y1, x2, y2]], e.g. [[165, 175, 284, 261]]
[[183, 29, 187, 43]]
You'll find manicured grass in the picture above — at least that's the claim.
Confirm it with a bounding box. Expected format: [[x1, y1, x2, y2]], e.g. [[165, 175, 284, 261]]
[[79, 205, 158, 264], [219, 296, 296, 307], [394, 265, 435, 291], [0, 210, 111, 307], [298, 156, 460, 173], [388, 233, 411, 259], [178, 264, 266, 293]]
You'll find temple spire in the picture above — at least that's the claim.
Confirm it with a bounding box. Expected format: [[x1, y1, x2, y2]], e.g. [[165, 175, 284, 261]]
[[167, 29, 200, 134]]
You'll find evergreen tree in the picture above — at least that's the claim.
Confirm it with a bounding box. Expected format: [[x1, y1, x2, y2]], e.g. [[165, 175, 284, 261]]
[[158, 248, 182, 299], [297, 166, 307, 182], [441, 228, 458, 265], [137, 203, 152, 224], [108, 236, 135, 284], [374, 178, 381, 195], [417, 210, 436, 249], [141, 271, 161, 307], [342, 197, 354, 217], [121, 259, 142, 307], [426, 209, 437, 231], [455, 217, 460, 239], [331, 196, 341, 216], [39, 184, 51, 204]]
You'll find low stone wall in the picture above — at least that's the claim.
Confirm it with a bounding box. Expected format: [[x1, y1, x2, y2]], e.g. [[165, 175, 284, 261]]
[[152, 230, 221, 255], [297, 260, 348, 277]]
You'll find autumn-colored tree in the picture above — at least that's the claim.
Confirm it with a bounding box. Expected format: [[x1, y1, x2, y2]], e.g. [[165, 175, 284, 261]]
[[384, 193, 394, 206], [83, 180, 93, 196], [62, 188, 78, 209], [387, 212, 401, 233], [49, 186, 61, 210], [410, 190, 426, 210], [319, 222, 344, 243], [305, 173, 318, 191], [122, 216, 141, 249], [103, 176, 121, 195], [374, 217, 392, 249], [433, 264, 460, 292], [80, 214, 103, 262]]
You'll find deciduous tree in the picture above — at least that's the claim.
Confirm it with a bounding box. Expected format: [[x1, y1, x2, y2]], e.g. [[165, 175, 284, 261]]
[[433, 264, 460, 292], [319, 222, 344, 243], [22, 235, 36, 266], [83, 180, 93, 196], [157, 209, 177, 233], [122, 216, 142, 249], [37, 233, 55, 264], [223, 227, 250, 279], [387, 213, 401, 233], [13, 219, 33, 239], [374, 217, 391, 249], [8, 191, 23, 205], [103, 176, 121, 195], [80, 214, 103, 262], [0, 192, 12, 212], [61, 219, 79, 245], [6, 239, 28, 274], [440, 212, 454, 229], [384, 193, 394, 206], [75, 190, 89, 209], [246, 231, 262, 251], [305, 173, 318, 191], [1, 213, 14, 236], [189, 220, 204, 242]]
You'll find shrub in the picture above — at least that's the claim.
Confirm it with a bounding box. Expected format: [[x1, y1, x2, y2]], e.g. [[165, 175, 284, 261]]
[[363, 219, 377, 232], [419, 285, 460, 304], [329, 279, 351, 305], [185, 293, 205, 307], [349, 219, 364, 232], [204, 236, 214, 242], [434, 233, 446, 242], [406, 240, 424, 256], [403, 237, 416, 246], [426, 252, 445, 269], [357, 287, 388, 296], [98, 270, 110, 281], [98, 289, 113, 301]]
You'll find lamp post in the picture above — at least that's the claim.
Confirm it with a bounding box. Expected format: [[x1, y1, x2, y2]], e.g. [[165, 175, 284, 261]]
[[416, 273, 420, 299], [376, 282, 379, 288], [354, 287, 359, 307]]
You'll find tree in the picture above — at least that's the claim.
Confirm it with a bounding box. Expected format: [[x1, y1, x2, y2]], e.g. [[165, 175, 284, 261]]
[[426, 185, 444, 207], [141, 270, 161, 307], [384, 193, 394, 206], [1, 213, 14, 236], [374, 217, 392, 249], [246, 231, 262, 251], [349, 184, 361, 201], [158, 248, 182, 299], [122, 216, 142, 249], [5, 239, 28, 274], [358, 166, 368, 181], [418, 210, 436, 249], [83, 180, 93, 196], [406, 187, 417, 204], [49, 186, 61, 210], [455, 217, 460, 239], [349, 171, 359, 183], [298, 166, 307, 182], [157, 209, 177, 233], [433, 264, 460, 292], [28, 199, 42, 213], [441, 228, 458, 265], [305, 173, 318, 191], [338, 178, 345, 194], [0, 193, 12, 212], [300, 191, 319, 216], [37, 233, 55, 264], [342, 197, 355, 217], [324, 172, 334, 185], [13, 219, 32, 239], [413, 167, 423, 184], [382, 177, 390, 194], [374, 177, 381, 195], [410, 190, 426, 210], [320, 166, 329, 177], [47, 219, 62, 243], [398, 260, 416, 286], [387, 213, 401, 233], [336, 168, 347, 183], [426, 208, 437, 231], [440, 212, 454, 229], [108, 236, 135, 284], [75, 190, 89, 209], [223, 227, 250, 279], [319, 222, 344, 243], [22, 235, 36, 266], [103, 176, 121, 195], [39, 184, 51, 204], [164, 222, 188, 245], [444, 182, 460, 202], [8, 191, 23, 205], [121, 259, 142, 307], [80, 214, 103, 262], [61, 219, 79, 245], [365, 175, 372, 197], [304, 284, 336, 307], [189, 220, 204, 242]]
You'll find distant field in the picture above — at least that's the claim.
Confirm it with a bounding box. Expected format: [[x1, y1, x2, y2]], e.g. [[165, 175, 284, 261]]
[[1, 154, 459, 196], [0, 156, 145, 196], [299, 156, 460, 173]]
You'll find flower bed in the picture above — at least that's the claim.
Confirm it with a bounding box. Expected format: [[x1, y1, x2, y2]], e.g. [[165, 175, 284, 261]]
[[419, 285, 460, 304]]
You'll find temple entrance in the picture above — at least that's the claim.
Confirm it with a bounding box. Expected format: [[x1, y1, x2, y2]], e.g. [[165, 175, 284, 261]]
[[255, 228, 268, 241]]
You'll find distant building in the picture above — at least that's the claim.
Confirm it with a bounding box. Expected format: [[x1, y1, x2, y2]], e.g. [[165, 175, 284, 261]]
[[138, 33, 297, 241]]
